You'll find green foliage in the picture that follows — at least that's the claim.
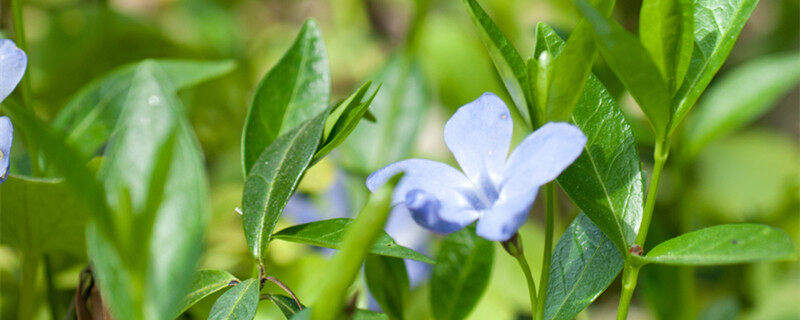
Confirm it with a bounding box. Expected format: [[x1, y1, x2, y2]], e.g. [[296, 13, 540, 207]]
[[265, 294, 304, 319], [639, 0, 694, 93], [313, 81, 379, 164], [431, 228, 494, 320], [208, 278, 260, 320], [365, 255, 410, 320], [178, 270, 240, 317]]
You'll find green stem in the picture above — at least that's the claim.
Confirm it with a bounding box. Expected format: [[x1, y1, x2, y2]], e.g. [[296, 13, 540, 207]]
[[634, 138, 669, 247], [535, 183, 556, 320], [18, 251, 39, 320], [515, 250, 539, 317], [312, 186, 392, 320], [615, 263, 641, 320], [43, 255, 58, 320]]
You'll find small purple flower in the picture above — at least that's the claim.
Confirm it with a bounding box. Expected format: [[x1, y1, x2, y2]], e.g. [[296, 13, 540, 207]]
[[366, 93, 586, 241], [0, 39, 27, 183]]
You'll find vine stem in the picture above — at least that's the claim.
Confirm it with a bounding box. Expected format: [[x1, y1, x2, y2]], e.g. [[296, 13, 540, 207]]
[[503, 233, 538, 317], [534, 182, 556, 320], [616, 138, 670, 319]]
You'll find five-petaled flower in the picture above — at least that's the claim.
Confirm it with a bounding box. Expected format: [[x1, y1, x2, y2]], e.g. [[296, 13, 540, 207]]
[[366, 93, 586, 241], [0, 39, 28, 183]]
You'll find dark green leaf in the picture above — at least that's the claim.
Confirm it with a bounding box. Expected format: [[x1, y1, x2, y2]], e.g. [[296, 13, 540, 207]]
[[290, 308, 389, 320], [683, 53, 800, 157], [365, 255, 409, 320], [177, 270, 240, 317], [671, 0, 760, 134], [0, 175, 89, 255], [536, 23, 645, 253], [636, 224, 797, 266], [208, 279, 260, 320], [53, 59, 235, 158], [242, 111, 328, 261], [337, 55, 429, 174], [242, 19, 330, 175], [462, 0, 532, 126], [265, 294, 304, 319], [639, 0, 694, 92], [272, 218, 434, 263], [313, 82, 380, 164], [576, 0, 672, 137], [544, 213, 623, 320], [431, 228, 494, 320]]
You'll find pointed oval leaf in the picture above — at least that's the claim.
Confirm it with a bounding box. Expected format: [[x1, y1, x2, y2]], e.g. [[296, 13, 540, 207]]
[[209, 279, 260, 320], [242, 19, 330, 175], [431, 228, 494, 320], [266, 294, 305, 319], [177, 270, 240, 317], [242, 110, 328, 260], [313, 82, 380, 164], [639, 0, 694, 92], [637, 224, 797, 266], [272, 218, 434, 263], [365, 255, 410, 320], [544, 213, 623, 320]]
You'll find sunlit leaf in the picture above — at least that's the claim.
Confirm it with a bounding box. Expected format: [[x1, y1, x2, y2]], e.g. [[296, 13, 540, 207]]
[[639, 0, 694, 92], [177, 270, 240, 317], [208, 279, 260, 320]]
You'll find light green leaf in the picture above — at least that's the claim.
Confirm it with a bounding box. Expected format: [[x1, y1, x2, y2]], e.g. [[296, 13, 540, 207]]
[[242, 110, 328, 261], [53, 59, 235, 158], [635, 224, 797, 266], [242, 19, 330, 175], [682, 52, 800, 157], [365, 255, 409, 320], [639, 0, 694, 92], [177, 270, 240, 317], [431, 228, 494, 320], [266, 294, 304, 319], [313, 82, 379, 164], [535, 23, 644, 253], [576, 0, 672, 138], [462, 0, 532, 126], [671, 0, 760, 134], [209, 279, 260, 320], [544, 213, 623, 320], [272, 218, 434, 263], [337, 55, 429, 174]]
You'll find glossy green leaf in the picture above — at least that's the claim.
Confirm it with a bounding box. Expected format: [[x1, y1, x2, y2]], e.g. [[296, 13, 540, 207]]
[[53, 59, 235, 158], [313, 82, 379, 164], [431, 228, 494, 320], [576, 0, 672, 137], [639, 0, 694, 92], [542, 0, 615, 122], [242, 19, 330, 175], [544, 213, 623, 320], [87, 61, 209, 320], [266, 294, 304, 319], [635, 224, 797, 266], [208, 279, 260, 320], [177, 270, 240, 317], [462, 0, 532, 126], [272, 218, 434, 263], [683, 52, 800, 157], [671, 0, 760, 134], [338, 55, 429, 174], [0, 175, 89, 255], [242, 111, 328, 261], [536, 23, 644, 253], [365, 255, 409, 320]]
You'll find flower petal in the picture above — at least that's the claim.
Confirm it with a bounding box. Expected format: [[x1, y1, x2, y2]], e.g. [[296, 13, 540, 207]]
[[0, 116, 12, 183], [503, 122, 586, 188], [476, 178, 540, 241], [0, 39, 27, 103], [443, 92, 513, 187]]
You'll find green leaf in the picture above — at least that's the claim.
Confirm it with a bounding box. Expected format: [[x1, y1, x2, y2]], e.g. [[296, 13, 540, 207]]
[[208, 278, 260, 320], [0, 175, 89, 255], [635, 224, 797, 266], [639, 0, 694, 92], [53, 59, 235, 158], [431, 228, 494, 320], [272, 218, 434, 263], [87, 61, 209, 320], [671, 0, 760, 134], [266, 294, 304, 319], [462, 0, 532, 126], [682, 53, 800, 157], [576, 0, 672, 137], [242, 19, 330, 175], [536, 23, 644, 253], [290, 308, 389, 320], [544, 213, 623, 320], [313, 82, 380, 164], [177, 270, 240, 317], [365, 255, 409, 320], [242, 110, 328, 261], [337, 55, 429, 174], [542, 0, 614, 122]]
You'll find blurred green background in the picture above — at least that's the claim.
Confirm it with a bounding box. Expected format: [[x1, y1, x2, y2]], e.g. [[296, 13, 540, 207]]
[[0, 0, 798, 319]]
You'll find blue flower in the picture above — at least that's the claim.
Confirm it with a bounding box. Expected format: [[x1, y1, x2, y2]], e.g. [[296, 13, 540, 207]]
[[366, 93, 587, 241], [0, 39, 27, 183]]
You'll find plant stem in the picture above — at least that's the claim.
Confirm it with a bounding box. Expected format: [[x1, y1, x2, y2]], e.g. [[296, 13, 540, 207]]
[[615, 262, 641, 320], [515, 249, 539, 318], [43, 255, 59, 320], [535, 182, 556, 320], [634, 138, 669, 247], [18, 251, 39, 320]]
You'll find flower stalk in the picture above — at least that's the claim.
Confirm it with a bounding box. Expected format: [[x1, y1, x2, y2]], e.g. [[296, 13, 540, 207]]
[[535, 182, 556, 320], [502, 233, 538, 317]]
